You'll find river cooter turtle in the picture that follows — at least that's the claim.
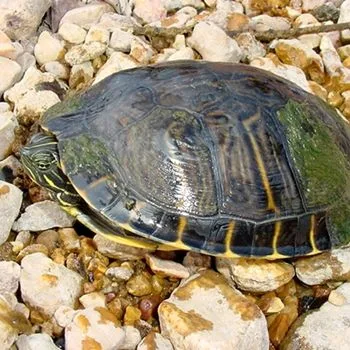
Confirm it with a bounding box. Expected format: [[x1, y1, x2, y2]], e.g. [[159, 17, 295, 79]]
[[21, 60, 350, 259]]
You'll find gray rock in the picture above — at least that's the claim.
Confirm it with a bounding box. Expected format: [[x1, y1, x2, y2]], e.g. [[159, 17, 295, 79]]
[[0, 0, 51, 40], [48, 0, 83, 32], [0, 180, 22, 244], [312, 2, 340, 22], [12, 200, 74, 232], [0, 261, 20, 294], [20, 252, 83, 316]]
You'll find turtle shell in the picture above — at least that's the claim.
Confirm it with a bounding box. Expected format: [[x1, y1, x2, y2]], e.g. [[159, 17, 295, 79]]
[[41, 61, 350, 258]]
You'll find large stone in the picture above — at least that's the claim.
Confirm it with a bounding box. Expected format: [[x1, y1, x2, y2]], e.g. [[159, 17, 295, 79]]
[[216, 258, 295, 293], [281, 282, 350, 350], [0, 181, 22, 245], [65, 307, 125, 350], [0, 0, 51, 40], [12, 200, 75, 232], [34, 31, 66, 66], [20, 252, 83, 316], [158, 270, 269, 350], [295, 248, 350, 285], [0, 111, 18, 161], [0, 56, 21, 97], [187, 21, 242, 62]]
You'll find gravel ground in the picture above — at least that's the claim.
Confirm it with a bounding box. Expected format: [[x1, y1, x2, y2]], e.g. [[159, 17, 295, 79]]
[[1, 0, 350, 349]]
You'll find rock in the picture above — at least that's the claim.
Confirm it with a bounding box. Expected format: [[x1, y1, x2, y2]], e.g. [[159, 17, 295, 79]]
[[328, 289, 347, 306], [0, 181, 22, 245], [34, 31, 66, 66], [312, 2, 340, 22], [106, 266, 134, 281], [13, 89, 61, 122], [59, 3, 115, 30], [274, 39, 324, 83], [0, 0, 51, 40], [0, 32, 23, 60], [98, 13, 138, 32], [0, 111, 18, 161], [187, 21, 242, 62], [0, 261, 20, 294], [85, 25, 110, 45], [20, 252, 83, 316], [308, 80, 328, 100], [152, 6, 197, 28], [109, 29, 134, 52], [13, 200, 75, 232], [0, 57, 21, 97], [79, 292, 106, 309], [250, 55, 312, 92], [236, 33, 266, 63], [146, 254, 189, 279], [93, 51, 139, 84], [104, 0, 133, 15], [163, 0, 205, 11], [260, 296, 285, 314], [130, 38, 155, 64], [16, 333, 60, 350], [226, 13, 250, 32], [182, 252, 211, 274], [338, 44, 350, 60], [4, 66, 56, 105], [137, 332, 174, 350], [126, 273, 153, 296], [0, 155, 22, 184], [320, 35, 343, 76], [35, 230, 59, 253], [167, 47, 195, 61], [54, 305, 77, 327], [216, 258, 295, 293], [48, 0, 83, 32], [58, 23, 87, 44], [65, 307, 125, 350], [339, 0, 350, 43], [298, 34, 321, 50], [133, 0, 167, 24], [281, 282, 350, 350], [250, 15, 291, 32], [124, 305, 142, 326], [295, 248, 350, 285], [65, 41, 107, 66], [159, 270, 269, 350], [120, 326, 142, 350], [42, 61, 70, 81], [69, 61, 94, 89], [302, 0, 327, 11], [294, 13, 319, 28]]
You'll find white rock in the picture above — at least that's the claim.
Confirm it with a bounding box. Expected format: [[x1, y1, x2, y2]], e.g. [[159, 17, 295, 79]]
[[0, 102, 10, 113], [167, 47, 195, 61], [120, 326, 142, 350], [130, 38, 155, 64], [295, 248, 350, 285], [34, 31, 65, 66], [281, 282, 350, 349], [320, 34, 344, 76], [65, 41, 107, 66], [16, 333, 60, 350], [187, 21, 242, 62], [266, 297, 285, 314], [163, 0, 205, 11], [109, 29, 134, 52], [298, 34, 321, 49], [294, 13, 320, 28], [104, 0, 133, 15], [98, 13, 138, 32], [0, 41, 23, 60], [0, 57, 21, 97], [328, 290, 347, 306], [173, 35, 186, 50], [151, 6, 197, 28], [94, 51, 139, 84], [216, 258, 295, 293], [54, 305, 77, 327], [20, 252, 83, 316], [0, 111, 18, 161], [338, 44, 350, 60], [236, 33, 266, 63], [0, 181, 22, 245], [79, 292, 106, 309], [146, 254, 190, 279], [339, 0, 350, 43], [60, 3, 115, 30], [133, 0, 167, 24], [58, 23, 87, 44], [137, 332, 174, 350], [85, 25, 110, 45], [14, 90, 60, 121], [15, 230, 32, 247], [106, 266, 134, 280], [0, 261, 20, 294], [43, 61, 70, 80], [65, 307, 125, 350], [152, 48, 177, 63], [4, 66, 56, 105], [159, 270, 269, 350], [0, 0, 51, 40], [250, 15, 291, 32], [304, 0, 328, 12], [0, 156, 22, 183], [250, 56, 311, 92], [13, 200, 74, 232]]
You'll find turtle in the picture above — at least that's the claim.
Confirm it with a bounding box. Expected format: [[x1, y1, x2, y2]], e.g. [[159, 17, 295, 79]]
[[21, 60, 350, 259]]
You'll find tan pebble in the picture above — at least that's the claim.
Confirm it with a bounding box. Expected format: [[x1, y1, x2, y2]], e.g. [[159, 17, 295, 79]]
[[343, 57, 350, 68], [327, 91, 344, 108], [124, 305, 142, 326], [328, 290, 347, 306], [58, 228, 80, 251], [36, 230, 59, 253], [227, 13, 250, 32], [151, 275, 164, 294], [17, 244, 49, 261], [308, 81, 327, 100], [126, 273, 153, 296], [51, 248, 65, 265], [107, 298, 123, 320], [266, 297, 284, 314]]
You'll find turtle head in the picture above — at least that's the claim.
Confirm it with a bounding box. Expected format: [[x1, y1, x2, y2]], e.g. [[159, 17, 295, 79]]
[[21, 132, 80, 206]]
